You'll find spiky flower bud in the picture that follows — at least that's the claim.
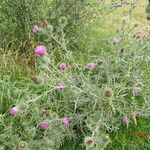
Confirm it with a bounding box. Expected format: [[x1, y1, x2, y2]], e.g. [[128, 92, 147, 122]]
[[59, 16, 68, 25], [59, 63, 67, 70], [20, 141, 28, 149], [84, 137, 95, 148], [102, 135, 111, 144], [41, 57, 50, 64], [104, 88, 114, 97], [61, 117, 69, 126]]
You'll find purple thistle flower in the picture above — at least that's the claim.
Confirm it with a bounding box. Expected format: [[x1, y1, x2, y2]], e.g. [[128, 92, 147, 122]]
[[34, 45, 46, 55], [86, 63, 95, 70], [32, 25, 39, 33], [59, 63, 67, 70], [9, 107, 19, 116], [61, 117, 69, 126], [40, 121, 49, 129]]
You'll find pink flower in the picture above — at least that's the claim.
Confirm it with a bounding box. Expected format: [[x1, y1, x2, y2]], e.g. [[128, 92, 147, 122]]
[[59, 63, 67, 70], [9, 107, 19, 116], [32, 25, 39, 33], [86, 63, 95, 70], [40, 121, 49, 129], [122, 117, 129, 125], [43, 19, 48, 26], [34, 45, 46, 55], [56, 83, 65, 89], [61, 117, 69, 126]]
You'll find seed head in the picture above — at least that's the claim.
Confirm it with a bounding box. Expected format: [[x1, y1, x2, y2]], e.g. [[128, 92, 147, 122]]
[[84, 137, 95, 148], [104, 89, 114, 97], [102, 135, 111, 144], [20, 141, 28, 148]]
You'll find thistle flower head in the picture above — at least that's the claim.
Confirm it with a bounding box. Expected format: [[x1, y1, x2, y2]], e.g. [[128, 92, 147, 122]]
[[40, 121, 49, 129], [32, 25, 39, 33], [86, 63, 95, 70], [61, 117, 69, 126], [84, 137, 95, 148], [104, 88, 114, 97], [34, 45, 46, 55], [9, 106, 19, 116], [59, 63, 67, 70]]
